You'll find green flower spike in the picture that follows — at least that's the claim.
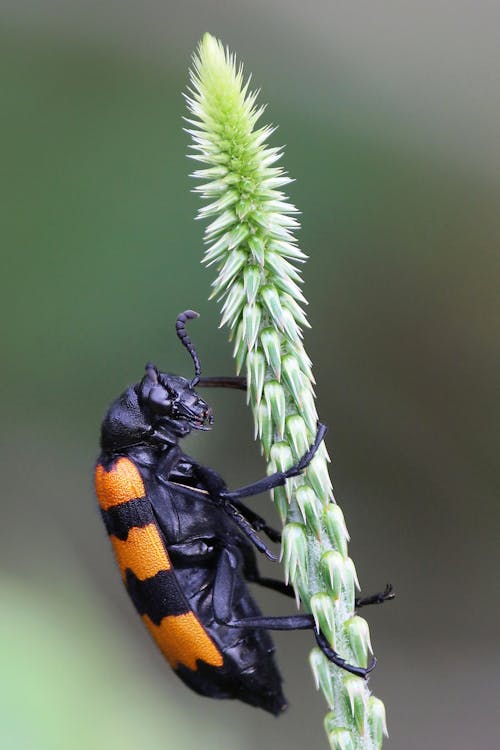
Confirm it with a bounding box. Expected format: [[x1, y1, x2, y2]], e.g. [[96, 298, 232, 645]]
[[187, 32, 387, 749]]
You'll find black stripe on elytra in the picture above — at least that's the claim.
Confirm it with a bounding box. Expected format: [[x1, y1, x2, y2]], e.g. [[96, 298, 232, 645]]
[[125, 568, 190, 625], [100, 498, 153, 541]]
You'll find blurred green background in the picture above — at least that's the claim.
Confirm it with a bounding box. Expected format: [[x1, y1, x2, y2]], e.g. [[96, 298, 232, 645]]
[[1, 2, 499, 749]]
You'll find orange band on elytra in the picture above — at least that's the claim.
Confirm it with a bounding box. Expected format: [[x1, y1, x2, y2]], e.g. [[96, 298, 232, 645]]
[[95, 458, 146, 510], [110, 524, 171, 580], [142, 612, 223, 670]]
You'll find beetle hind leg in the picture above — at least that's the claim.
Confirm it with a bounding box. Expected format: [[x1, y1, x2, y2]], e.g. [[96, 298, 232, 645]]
[[356, 583, 395, 609], [213, 548, 377, 679], [315, 631, 377, 678], [249, 574, 294, 598]]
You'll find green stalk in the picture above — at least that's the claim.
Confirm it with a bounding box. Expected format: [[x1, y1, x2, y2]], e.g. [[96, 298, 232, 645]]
[[185, 33, 388, 749]]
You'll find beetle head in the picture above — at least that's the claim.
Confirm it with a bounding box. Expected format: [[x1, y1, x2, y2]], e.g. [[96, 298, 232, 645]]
[[101, 310, 213, 451], [137, 363, 213, 438]]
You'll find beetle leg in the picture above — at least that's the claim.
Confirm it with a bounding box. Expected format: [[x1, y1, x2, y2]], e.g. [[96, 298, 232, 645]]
[[191, 464, 228, 498], [315, 632, 377, 678], [222, 502, 279, 561], [248, 575, 295, 599], [165, 539, 218, 566], [213, 549, 297, 624], [212, 548, 239, 623], [231, 499, 282, 542], [213, 550, 376, 679], [155, 445, 182, 480], [224, 613, 376, 678], [247, 576, 394, 610], [220, 422, 327, 502], [234, 533, 292, 597], [197, 375, 247, 390], [356, 583, 395, 608], [191, 464, 282, 542], [158, 474, 278, 563]]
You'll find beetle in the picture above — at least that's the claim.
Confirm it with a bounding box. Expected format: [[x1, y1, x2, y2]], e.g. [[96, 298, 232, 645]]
[[94, 310, 393, 714]]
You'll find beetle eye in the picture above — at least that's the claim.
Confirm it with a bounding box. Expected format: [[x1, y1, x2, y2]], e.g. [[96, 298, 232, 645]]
[[167, 386, 178, 399]]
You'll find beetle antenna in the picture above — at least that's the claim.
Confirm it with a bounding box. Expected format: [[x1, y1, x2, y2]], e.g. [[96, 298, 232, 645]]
[[175, 310, 201, 387]]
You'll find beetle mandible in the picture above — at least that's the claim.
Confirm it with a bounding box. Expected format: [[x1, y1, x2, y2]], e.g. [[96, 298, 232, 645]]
[[95, 310, 393, 714]]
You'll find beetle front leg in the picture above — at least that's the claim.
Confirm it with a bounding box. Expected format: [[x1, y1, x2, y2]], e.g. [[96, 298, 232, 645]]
[[197, 375, 247, 390], [192, 463, 227, 498], [220, 422, 327, 502]]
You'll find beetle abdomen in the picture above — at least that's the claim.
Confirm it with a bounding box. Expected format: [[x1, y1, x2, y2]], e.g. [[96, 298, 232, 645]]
[[95, 456, 223, 671]]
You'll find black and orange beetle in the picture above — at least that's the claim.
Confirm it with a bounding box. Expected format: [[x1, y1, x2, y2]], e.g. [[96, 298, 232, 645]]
[[95, 310, 392, 713]]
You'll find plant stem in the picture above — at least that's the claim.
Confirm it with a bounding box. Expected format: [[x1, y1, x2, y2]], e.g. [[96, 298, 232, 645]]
[[186, 33, 388, 749]]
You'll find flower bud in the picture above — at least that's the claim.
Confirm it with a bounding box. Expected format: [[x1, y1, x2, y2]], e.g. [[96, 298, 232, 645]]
[[298, 388, 318, 433], [281, 291, 310, 328], [343, 675, 367, 735], [261, 327, 282, 380], [248, 234, 265, 266], [324, 504, 350, 557], [219, 281, 245, 328], [275, 274, 307, 305], [242, 303, 261, 351], [265, 250, 302, 284], [210, 246, 245, 296], [306, 454, 331, 502], [232, 320, 246, 374], [246, 349, 265, 406], [203, 232, 230, 265], [254, 402, 271, 451], [270, 442, 294, 472], [281, 307, 301, 342], [344, 616, 373, 668], [309, 649, 335, 709], [286, 415, 310, 462], [310, 592, 336, 648], [227, 222, 250, 250], [320, 550, 344, 602], [264, 381, 286, 439], [260, 285, 285, 330], [296, 485, 321, 536], [342, 557, 361, 613], [281, 522, 308, 584], [324, 726, 355, 750], [368, 696, 388, 748], [206, 209, 237, 241], [198, 188, 238, 219], [270, 441, 294, 500], [243, 264, 261, 305], [282, 355, 305, 409], [271, 485, 288, 524], [269, 238, 307, 261]]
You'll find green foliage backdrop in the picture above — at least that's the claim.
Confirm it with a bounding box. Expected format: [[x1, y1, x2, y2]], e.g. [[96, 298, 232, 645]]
[[1, 4, 498, 749]]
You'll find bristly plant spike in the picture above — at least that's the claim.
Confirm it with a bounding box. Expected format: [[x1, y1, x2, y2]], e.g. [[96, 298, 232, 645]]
[[186, 33, 389, 749]]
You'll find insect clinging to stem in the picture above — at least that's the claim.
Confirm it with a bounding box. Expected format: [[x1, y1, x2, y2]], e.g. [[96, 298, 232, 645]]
[[94, 310, 394, 714]]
